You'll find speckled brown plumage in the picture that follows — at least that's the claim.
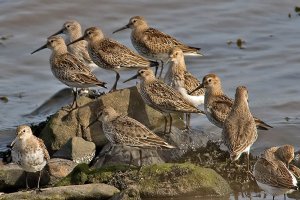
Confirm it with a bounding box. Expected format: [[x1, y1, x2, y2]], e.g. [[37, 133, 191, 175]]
[[193, 73, 272, 130], [68, 27, 159, 91], [222, 86, 257, 170]]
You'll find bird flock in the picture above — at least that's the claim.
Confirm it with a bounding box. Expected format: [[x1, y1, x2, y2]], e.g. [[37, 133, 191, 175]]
[[8, 16, 299, 199]]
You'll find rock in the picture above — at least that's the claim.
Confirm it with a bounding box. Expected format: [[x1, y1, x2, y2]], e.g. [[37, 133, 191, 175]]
[[0, 183, 120, 200], [109, 185, 141, 200], [53, 137, 96, 164], [138, 163, 231, 197], [92, 144, 165, 168], [40, 86, 184, 153], [0, 163, 49, 192], [47, 158, 78, 185], [56, 163, 231, 198]]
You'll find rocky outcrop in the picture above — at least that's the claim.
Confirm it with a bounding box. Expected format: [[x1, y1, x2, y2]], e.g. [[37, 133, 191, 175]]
[[53, 137, 96, 164], [0, 164, 49, 192], [0, 183, 120, 200], [56, 163, 231, 198], [40, 86, 184, 153]]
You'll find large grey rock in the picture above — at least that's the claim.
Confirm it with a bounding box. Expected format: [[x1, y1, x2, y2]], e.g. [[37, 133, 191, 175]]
[[0, 183, 120, 200], [53, 137, 96, 164], [0, 164, 49, 192], [40, 86, 184, 153]]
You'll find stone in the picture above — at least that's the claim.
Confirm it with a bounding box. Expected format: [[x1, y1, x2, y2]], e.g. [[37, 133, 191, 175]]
[[56, 163, 231, 198], [0, 163, 49, 192], [0, 183, 120, 200], [47, 158, 77, 178], [40, 86, 184, 153], [53, 137, 96, 164], [138, 163, 232, 197], [92, 144, 165, 168], [109, 185, 141, 200]]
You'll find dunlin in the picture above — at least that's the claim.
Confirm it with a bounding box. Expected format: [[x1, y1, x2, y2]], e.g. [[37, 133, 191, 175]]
[[222, 86, 257, 171], [190, 73, 273, 130], [31, 36, 106, 109], [164, 47, 204, 129], [50, 20, 97, 70], [254, 147, 298, 200], [67, 27, 159, 92], [124, 68, 204, 133], [274, 145, 295, 168], [87, 106, 175, 167], [113, 16, 203, 77], [11, 125, 50, 190]]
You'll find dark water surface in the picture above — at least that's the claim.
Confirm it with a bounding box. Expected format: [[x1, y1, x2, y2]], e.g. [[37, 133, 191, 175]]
[[0, 0, 300, 199]]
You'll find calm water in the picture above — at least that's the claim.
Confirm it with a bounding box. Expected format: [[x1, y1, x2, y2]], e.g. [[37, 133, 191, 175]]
[[0, 0, 300, 199]]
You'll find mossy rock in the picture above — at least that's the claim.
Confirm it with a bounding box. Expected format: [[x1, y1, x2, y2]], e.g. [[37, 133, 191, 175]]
[[138, 163, 231, 197], [56, 163, 231, 198]]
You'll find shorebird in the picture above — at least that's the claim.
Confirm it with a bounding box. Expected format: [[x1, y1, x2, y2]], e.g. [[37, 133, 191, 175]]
[[164, 47, 204, 129], [222, 86, 257, 171], [254, 147, 298, 200], [67, 27, 159, 92], [190, 73, 273, 130], [113, 16, 203, 77], [86, 106, 175, 167], [11, 125, 50, 191], [50, 20, 97, 70], [123, 68, 204, 133], [31, 36, 107, 109], [273, 145, 295, 168]]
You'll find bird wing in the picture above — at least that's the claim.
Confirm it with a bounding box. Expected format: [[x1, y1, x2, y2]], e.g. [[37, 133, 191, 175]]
[[223, 117, 257, 155], [96, 38, 151, 68], [183, 71, 204, 96], [144, 81, 201, 113], [36, 137, 50, 161], [207, 95, 233, 124], [255, 158, 297, 189], [112, 115, 174, 149], [142, 28, 197, 54], [59, 53, 91, 73]]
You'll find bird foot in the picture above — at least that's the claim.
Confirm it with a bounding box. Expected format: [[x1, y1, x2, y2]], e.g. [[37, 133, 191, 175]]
[[35, 188, 43, 193]]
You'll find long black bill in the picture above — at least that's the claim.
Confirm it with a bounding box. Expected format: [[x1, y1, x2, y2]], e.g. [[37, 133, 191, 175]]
[[67, 35, 85, 46], [112, 24, 130, 34], [50, 28, 65, 37], [188, 84, 204, 95], [31, 43, 47, 54], [123, 73, 139, 83]]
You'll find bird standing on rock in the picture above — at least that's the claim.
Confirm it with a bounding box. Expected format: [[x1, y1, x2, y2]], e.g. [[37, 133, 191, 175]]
[[124, 68, 204, 133], [31, 36, 106, 109], [68, 27, 159, 92], [11, 125, 50, 191], [164, 47, 205, 129], [113, 16, 203, 77], [190, 73, 273, 130], [86, 106, 175, 167], [222, 86, 257, 171]]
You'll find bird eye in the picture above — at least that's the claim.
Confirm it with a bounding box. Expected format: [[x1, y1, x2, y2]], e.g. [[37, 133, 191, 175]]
[[140, 70, 144, 74], [132, 19, 137, 23], [208, 79, 212, 82], [22, 130, 26, 133], [66, 25, 70, 28]]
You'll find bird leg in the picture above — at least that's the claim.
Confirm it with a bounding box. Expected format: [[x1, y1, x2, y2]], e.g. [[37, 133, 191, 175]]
[[25, 171, 29, 190], [185, 113, 191, 130], [163, 115, 168, 134], [168, 113, 173, 133], [158, 60, 164, 79], [63, 88, 78, 112], [35, 170, 42, 192], [110, 71, 120, 92]]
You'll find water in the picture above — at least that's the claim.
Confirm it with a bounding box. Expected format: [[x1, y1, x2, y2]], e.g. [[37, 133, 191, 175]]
[[0, 0, 300, 199]]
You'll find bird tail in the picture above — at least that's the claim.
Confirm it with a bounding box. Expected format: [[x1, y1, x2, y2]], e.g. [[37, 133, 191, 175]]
[[255, 118, 273, 130]]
